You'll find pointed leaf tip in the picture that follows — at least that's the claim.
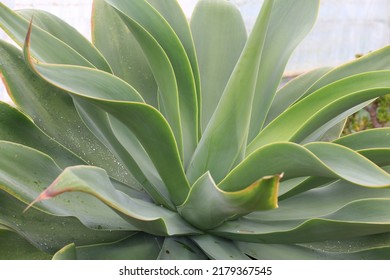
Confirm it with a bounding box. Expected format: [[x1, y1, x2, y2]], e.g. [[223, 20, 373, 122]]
[[23, 17, 37, 71], [23, 192, 48, 213], [24, 18, 33, 56], [23, 176, 71, 213]]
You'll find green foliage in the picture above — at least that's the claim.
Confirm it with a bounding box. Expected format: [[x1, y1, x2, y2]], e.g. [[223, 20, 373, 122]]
[[343, 94, 390, 135], [0, 0, 390, 259], [378, 95, 390, 123]]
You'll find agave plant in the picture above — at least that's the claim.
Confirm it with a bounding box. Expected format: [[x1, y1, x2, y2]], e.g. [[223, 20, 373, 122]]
[[0, 0, 390, 260]]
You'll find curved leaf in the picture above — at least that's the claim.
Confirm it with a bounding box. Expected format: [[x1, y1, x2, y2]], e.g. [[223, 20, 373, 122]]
[[265, 45, 390, 128], [238, 242, 334, 260], [24, 64, 152, 193], [187, 0, 274, 185], [279, 177, 335, 201], [27, 165, 199, 236], [281, 146, 390, 201], [52, 243, 78, 260], [178, 172, 280, 230], [17, 9, 111, 72], [212, 199, 390, 243], [157, 237, 207, 260], [0, 3, 93, 67], [106, 116, 173, 209], [190, 0, 247, 132], [53, 234, 163, 260], [0, 229, 51, 260], [74, 98, 174, 208], [214, 176, 390, 244], [249, 0, 320, 140], [0, 141, 138, 230], [191, 235, 250, 260], [0, 40, 133, 185], [304, 142, 390, 186], [359, 149, 390, 167], [271, 180, 390, 223], [298, 104, 366, 144], [295, 125, 390, 176], [265, 67, 332, 126], [92, 0, 158, 106], [300, 233, 390, 260], [0, 102, 84, 169], [86, 101, 189, 206], [147, 0, 201, 108], [334, 128, 390, 173], [23, 29, 190, 206], [315, 119, 346, 142], [94, 0, 183, 160], [0, 190, 131, 254], [221, 142, 390, 192], [237, 233, 390, 260], [32, 64, 144, 102], [104, 0, 198, 166], [334, 127, 390, 150], [72, 99, 146, 193], [27, 65, 152, 192], [303, 46, 390, 98], [267, 46, 390, 144], [289, 149, 388, 195], [248, 71, 390, 153]]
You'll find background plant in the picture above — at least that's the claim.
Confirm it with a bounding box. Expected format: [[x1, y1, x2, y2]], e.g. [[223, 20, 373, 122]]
[[343, 94, 390, 134], [0, 0, 390, 260]]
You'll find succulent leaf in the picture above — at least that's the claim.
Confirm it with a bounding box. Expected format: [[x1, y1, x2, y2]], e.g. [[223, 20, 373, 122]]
[[191, 235, 250, 260], [0, 0, 389, 259], [248, 0, 320, 140], [265, 67, 332, 125], [17, 9, 112, 72], [0, 189, 132, 254], [95, 0, 184, 160], [187, 0, 274, 184], [0, 40, 134, 185], [0, 3, 95, 67], [104, 0, 199, 166], [92, 0, 158, 107], [0, 141, 139, 230], [303, 46, 390, 98], [222, 142, 390, 191], [23, 25, 191, 206], [236, 234, 390, 260], [334, 127, 390, 150], [248, 71, 390, 152], [0, 229, 52, 260], [53, 234, 164, 260], [0, 102, 84, 168], [26, 165, 200, 236], [146, 0, 201, 108], [190, 0, 247, 132], [157, 236, 208, 260], [178, 172, 280, 230], [213, 199, 390, 243]]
